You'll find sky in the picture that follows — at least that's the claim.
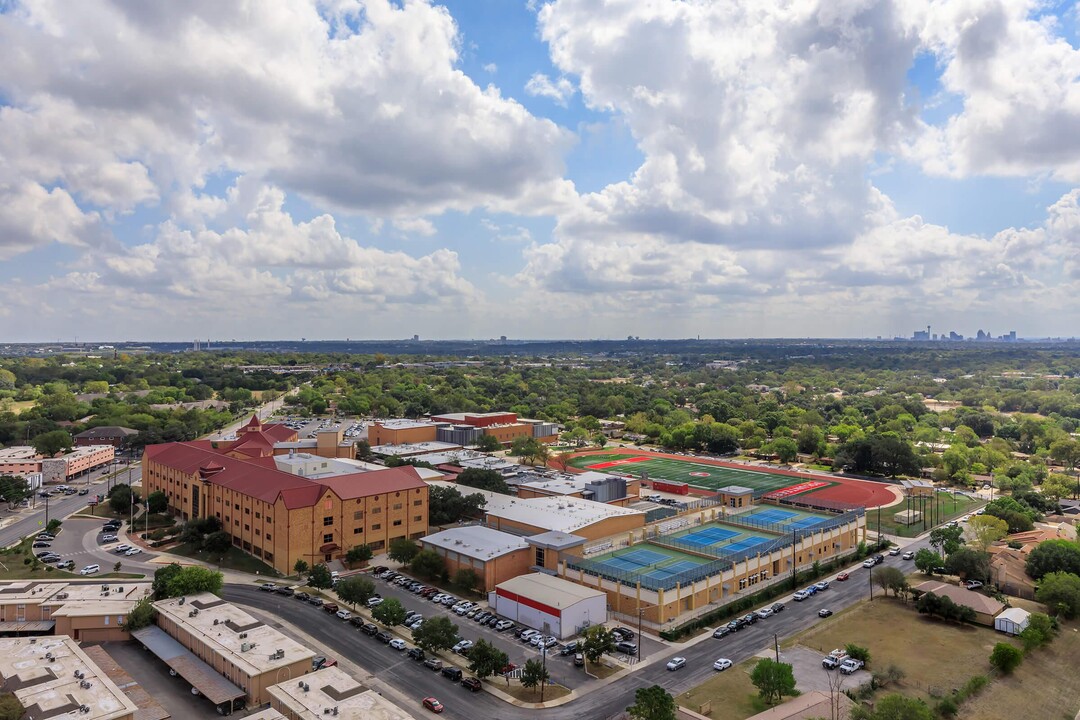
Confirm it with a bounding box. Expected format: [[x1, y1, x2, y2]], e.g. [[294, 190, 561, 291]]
[[1, 0, 1079, 342]]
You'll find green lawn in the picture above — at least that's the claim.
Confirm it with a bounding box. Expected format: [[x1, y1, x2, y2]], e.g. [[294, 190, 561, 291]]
[[868, 492, 982, 538], [0, 539, 144, 580], [166, 543, 281, 577]]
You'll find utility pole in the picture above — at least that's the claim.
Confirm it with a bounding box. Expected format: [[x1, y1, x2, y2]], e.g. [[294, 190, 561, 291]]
[[637, 608, 644, 661], [868, 566, 873, 601], [774, 633, 780, 662]]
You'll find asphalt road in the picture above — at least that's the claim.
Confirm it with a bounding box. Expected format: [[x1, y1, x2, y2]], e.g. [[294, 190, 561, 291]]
[[223, 535, 934, 720]]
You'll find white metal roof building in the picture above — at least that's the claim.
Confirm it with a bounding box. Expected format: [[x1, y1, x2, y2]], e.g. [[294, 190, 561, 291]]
[[420, 526, 529, 561], [484, 494, 644, 537], [995, 607, 1031, 635], [489, 573, 607, 639]]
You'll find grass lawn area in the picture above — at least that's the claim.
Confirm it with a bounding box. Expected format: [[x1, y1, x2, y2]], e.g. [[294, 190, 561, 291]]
[[500, 681, 570, 703], [584, 662, 619, 680], [962, 620, 1080, 720], [3, 400, 37, 415], [0, 541, 145, 580], [868, 492, 982, 538], [74, 504, 130, 522], [794, 597, 999, 706], [166, 542, 281, 577], [677, 660, 769, 720]]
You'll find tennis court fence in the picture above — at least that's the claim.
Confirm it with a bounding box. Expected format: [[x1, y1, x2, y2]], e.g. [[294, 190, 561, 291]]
[[563, 553, 733, 592]]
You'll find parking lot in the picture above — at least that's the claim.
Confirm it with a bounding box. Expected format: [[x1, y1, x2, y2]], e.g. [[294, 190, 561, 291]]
[[273, 415, 367, 441], [36, 515, 161, 576]]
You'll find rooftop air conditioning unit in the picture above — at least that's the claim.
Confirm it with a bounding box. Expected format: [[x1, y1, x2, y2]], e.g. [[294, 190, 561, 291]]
[[101, 585, 108, 591], [239, 632, 247, 639], [303, 683, 310, 692], [45, 653, 54, 661], [80, 705, 90, 714], [178, 597, 185, 605], [333, 708, 339, 716], [241, 643, 251, 652], [188, 611, 196, 618], [192, 608, 199, 615], [213, 619, 219, 626], [117, 586, 123, 592], [80, 680, 92, 689]]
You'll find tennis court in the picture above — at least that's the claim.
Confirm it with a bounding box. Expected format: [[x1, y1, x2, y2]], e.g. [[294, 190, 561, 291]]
[[568, 453, 815, 495], [668, 521, 777, 553], [589, 543, 712, 583], [740, 506, 831, 530]]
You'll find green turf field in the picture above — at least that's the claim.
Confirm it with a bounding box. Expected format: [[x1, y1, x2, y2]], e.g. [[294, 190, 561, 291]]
[[568, 453, 810, 494]]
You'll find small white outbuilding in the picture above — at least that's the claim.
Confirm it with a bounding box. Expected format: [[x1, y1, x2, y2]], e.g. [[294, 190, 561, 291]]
[[994, 607, 1030, 636]]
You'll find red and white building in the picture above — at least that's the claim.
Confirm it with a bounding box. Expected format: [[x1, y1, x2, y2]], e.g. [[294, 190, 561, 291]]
[[488, 573, 607, 639]]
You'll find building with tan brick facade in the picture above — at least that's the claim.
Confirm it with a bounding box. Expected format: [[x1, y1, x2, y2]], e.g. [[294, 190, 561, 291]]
[[0, 581, 152, 642], [419, 526, 532, 591], [142, 419, 429, 574]]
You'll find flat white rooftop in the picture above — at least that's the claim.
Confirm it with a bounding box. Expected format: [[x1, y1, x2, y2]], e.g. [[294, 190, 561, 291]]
[[370, 441, 462, 456], [0, 636, 139, 720], [421, 526, 529, 561], [373, 419, 435, 430], [268, 666, 412, 720], [485, 494, 643, 534], [495, 573, 605, 608], [519, 470, 623, 495], [0, 581, 152, 611], [153, 593, 314, 677], [0, 446, 39, 460]]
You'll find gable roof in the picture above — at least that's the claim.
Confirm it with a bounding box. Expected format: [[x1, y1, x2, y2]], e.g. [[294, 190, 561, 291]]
[[73, 426, 138, 440], [914, 581, 1005, 616]]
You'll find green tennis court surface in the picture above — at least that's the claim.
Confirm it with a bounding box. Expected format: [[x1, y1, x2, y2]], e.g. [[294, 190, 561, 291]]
[[591, 543, 711, 583], [569, 453, 816, 494]]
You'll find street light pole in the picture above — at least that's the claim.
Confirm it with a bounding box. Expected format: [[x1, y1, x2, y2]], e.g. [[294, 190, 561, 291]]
[[774, 633, 780, 663], [868, 566, 873, 601]]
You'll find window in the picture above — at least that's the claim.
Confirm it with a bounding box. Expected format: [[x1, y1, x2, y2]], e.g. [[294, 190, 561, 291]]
[[216, 512, 221, 519], [413, 500, 422, 506], [255, 529, 260, 536], [413, 515, 422, 522], [235, 519, 240, 526], [267, 517, 272, 523], [369, 540, 385, 551], [392, 520, 402, 527], [244, 524, 249, 531], [393, 503, 402, 510], [371, 507, 381, 514], [353, 511, 363, 520], [353, 527, 363, 534], [395, 492, 400, 497], [234, 503, 240, 510], [244, 508, 250, 515], [323, 516, 334, 526], [265, 552, 273, 562], [535, 547, 546, 567], [372, 524, 381, 531], [265, 534, 271, 541], [323, 533, 334, 543], [255, 512, 261, 519], [225, 516, 230, 523]]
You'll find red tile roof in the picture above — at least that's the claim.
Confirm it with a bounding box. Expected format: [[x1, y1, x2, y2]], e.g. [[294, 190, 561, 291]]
[[145, 442, 426, 509]]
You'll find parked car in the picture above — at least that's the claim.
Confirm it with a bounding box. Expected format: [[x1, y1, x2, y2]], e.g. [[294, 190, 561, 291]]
[[666, 657, 687, 671], [862, 558, 876, 568], [78, 489, 89, 495], [34, 551, 53, 558], [125, 547, 142, 556], [275, 586, 295, 596], [348, 616, 365, 628], [519, 630, 539, 642], [612, 627, 635, 640], [712, 626, 732, 639], [32, 541, 51, 549], [615, 641, 638, 655], [376, 631, 393, 644], [259, 583, 277, 592], [408, 647, 426, 661], [389, 638, 406, 650], [559, 641, 579, 656], [461, 677, 482, 692], [873, 554, 885, 565], [452, 640, 474, 655], [495, 620, 514, 632], [323, 603, 340, 614], [308, 596, 324, 607], [888, 547, 901, 556], [740, 613, 758, 625], [836, 572, 850, 581], [574, 653, 585, 667], [770, 602, 785, 613], [336, 610, 352, 621], [100, 534, 117, 543], [839, 658, 865, 675], [822, 651, 848, 670], [371, 566, 388, 575], [713, 658, 733, 671], [361, 623, 379, 636], [422, 697, 444, 714], [818, 608, 833, 618], [902, 551, 915, 560], [441, 667, 463, 681], [80, 564, 100, 575], [423, 657, 443, 671], [367, 597, 384, 608], [56, 560, 75, 570], [814, 580, 830, 591], [754, 608, 773, 619], [793, 590, 810, 601], [964, 580, 984, 590]]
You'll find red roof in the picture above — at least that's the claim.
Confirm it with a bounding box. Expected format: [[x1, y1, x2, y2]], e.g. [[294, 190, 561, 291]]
[[244, 415, 261, 428], [144, 442, 427, 509]]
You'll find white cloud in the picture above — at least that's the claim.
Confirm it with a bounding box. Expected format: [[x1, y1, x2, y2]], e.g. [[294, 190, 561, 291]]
[[483, 63, 498, 74], [525, 73, 577, 106], [0, 182, 109, 260], [392, 217, 438, 236]]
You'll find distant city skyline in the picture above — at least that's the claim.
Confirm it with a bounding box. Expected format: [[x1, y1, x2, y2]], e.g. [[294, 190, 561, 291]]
[[1, 2, 1080, 341]]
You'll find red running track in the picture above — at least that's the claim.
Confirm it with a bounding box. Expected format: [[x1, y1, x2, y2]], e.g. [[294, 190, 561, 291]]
[[562, 448, 900, 508]]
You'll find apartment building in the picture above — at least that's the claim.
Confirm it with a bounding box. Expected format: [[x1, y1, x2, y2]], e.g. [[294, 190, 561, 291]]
[[0, 581, 152, 642], [0, 444, 114, 482], [267, 666, 413, 720]]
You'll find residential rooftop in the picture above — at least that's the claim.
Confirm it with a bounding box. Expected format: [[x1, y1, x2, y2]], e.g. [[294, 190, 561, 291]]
[[421, 526, 529, 560], [267, 666, 412, 720], [0, 636, 139, 720], [153, 593, 314, 676]]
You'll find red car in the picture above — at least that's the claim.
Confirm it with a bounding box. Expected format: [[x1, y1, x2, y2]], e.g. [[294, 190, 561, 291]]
[[836, 572, 850, 582], [423, 697, 444, 714]]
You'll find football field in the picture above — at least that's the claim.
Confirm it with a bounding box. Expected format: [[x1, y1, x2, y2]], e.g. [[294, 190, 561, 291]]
[[568, 452, 819, 495]]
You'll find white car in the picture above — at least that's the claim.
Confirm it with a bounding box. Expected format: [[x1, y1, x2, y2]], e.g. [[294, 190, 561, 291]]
[[495, 620, 514, 631], [366, 597, 384, 608], [666, 657, 687, 671], [862, 558, 876, 568], [100, 534, 117, 542], [114, 544, 131, 553], [520, 630, 539, 642], [408, 619, 424, 630], [713, 658, 733, 671], [452, 640, 474, 654], [431, 594, 447, 603], [125, 547, 143, 556], [389, 638, 406, 650], [80, 564, 100, 575], [336, 610, 352, 621]]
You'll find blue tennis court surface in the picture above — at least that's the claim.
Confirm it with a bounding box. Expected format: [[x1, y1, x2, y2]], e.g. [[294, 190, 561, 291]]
[[679, 526, 740, 547], [741, 507, 832, 530], [724, 536, 772, 553], [745, 508, 798, 523]]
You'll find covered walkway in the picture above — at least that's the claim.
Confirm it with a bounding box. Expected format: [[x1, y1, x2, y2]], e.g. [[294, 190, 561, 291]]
[[132, 626, 246, 713]]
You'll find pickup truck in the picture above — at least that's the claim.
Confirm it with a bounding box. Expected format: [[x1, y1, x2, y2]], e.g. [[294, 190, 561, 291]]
[[839, 658, 865, 675], [822, 649, 848, 670]]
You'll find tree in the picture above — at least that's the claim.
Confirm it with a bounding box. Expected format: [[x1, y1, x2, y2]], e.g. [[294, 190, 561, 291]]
[[388, 538, 419, 565], [159, 566, 223, 598], [0, 693, 25, 720], [475, 434, 504, 452], [1025, 539, 1080, 580], [410, 549, 445, 579], [308, 563, 333, 589], [866, 693, 934, 720], [146, 490, 168, 514], [967, 515, 1008, 552], [31, 429, 72, 457], [202, 531, 232, 556], [0, 475, 30, 508], [874, 566, 907, 597], [1040, 474, 1074, 503], [750, 658, 796, 706], [109, 484, 138, 516], [429, 486, 487, 525], [336, 576, 376, 609], [989, 642, 1023, 673], [520, 658, 549, 696], [913, 548, 940, 574], [372, 597, 407, 627], [1035, 571, 1080, 619], [293, 559, 309, 578], [346, 544, 373, 567], [1019, 612, 1055, 652], [122, 597, 157, 631], [945, 548, 990, 583], [355, 440, 373, 460], [626, 685, 677, 720], [152, 563, 183, 599], [114, 561, 123, 573], [454, 568, 481, 593], [844, 644, 871, 664], [581, 625, 616, 668], [929, 525, 964, 557], [768, 437, 798, 464], [411, 615, 458, 654], [467, 639, 509, 680], [457, 467, 510, 494]]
